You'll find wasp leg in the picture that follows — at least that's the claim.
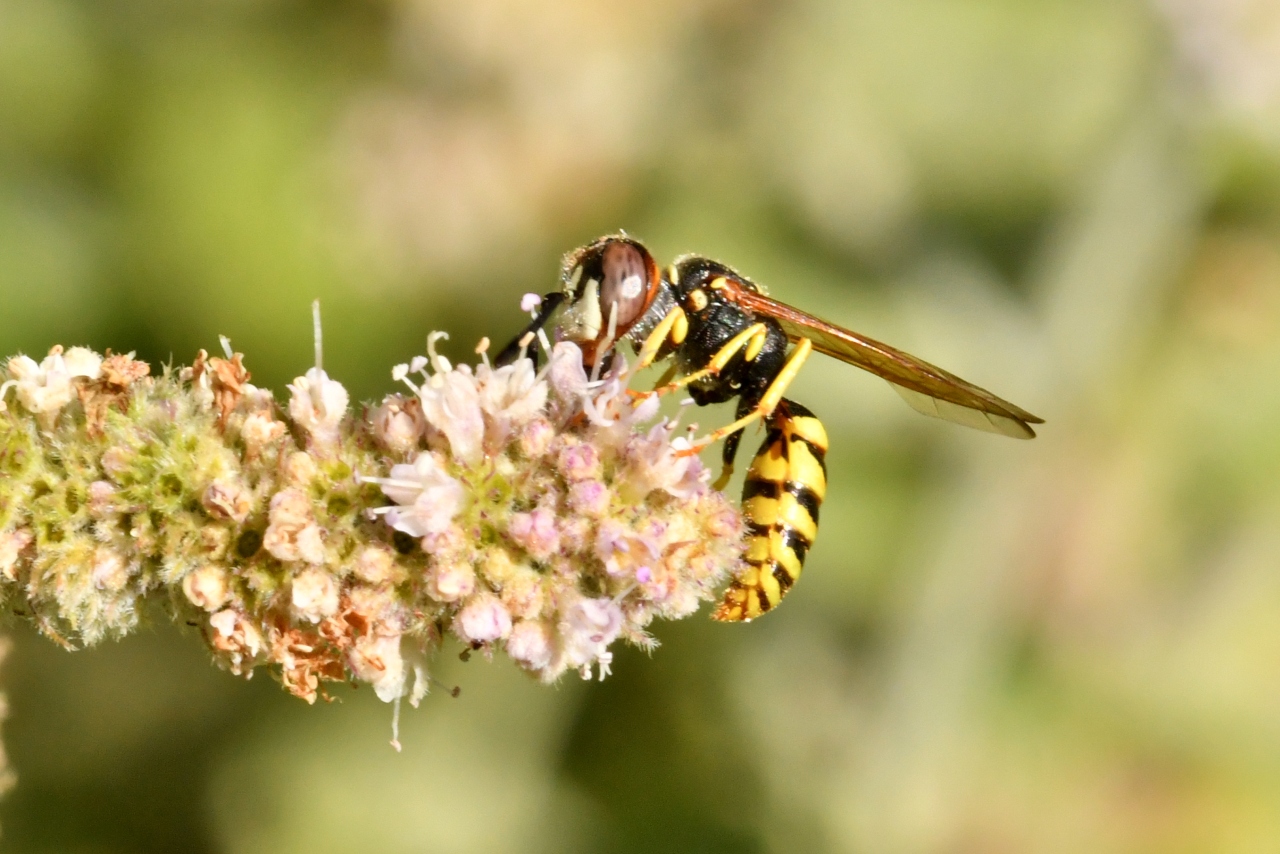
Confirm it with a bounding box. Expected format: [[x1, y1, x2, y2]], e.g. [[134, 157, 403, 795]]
[[714, 426, 744, 491], [645, 323, 771, 400], [713, 390, 759, 490], [633, 304, 688, 372], [626, 304, 690, 400], [678, 337, 813, 456], [714, 398, 829, 622]]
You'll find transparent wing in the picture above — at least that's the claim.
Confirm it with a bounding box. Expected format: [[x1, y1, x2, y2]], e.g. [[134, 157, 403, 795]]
[[721, 282, 1043, 439]]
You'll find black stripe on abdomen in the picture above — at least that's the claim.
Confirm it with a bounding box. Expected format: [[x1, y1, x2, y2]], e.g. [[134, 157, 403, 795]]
[[784, 481, 821, 526], [781, 528, 810, 565], [742, 479, 781, 502]]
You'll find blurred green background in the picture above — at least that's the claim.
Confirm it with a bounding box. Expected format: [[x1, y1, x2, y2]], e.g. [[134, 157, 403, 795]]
[[4, 0, 1280, 851]]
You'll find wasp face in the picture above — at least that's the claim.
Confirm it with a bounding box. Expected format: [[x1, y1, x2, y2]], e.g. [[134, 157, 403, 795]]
[[558, 236, 660, 366]]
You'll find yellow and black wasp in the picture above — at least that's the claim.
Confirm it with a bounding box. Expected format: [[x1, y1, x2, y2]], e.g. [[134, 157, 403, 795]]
[[497, 235, 1043, 621]]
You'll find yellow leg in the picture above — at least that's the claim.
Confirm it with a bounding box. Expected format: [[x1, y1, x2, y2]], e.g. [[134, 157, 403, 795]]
[[644, 322, 769, 398], [634, 305, 687, 372], [676, 337, 814, 457]]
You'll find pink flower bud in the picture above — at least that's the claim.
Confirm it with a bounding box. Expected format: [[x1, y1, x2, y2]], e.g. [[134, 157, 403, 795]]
[[508, 508, 561, 560], [507, 620, 554, 672], [518, 418, 555, 458], [203, 478, 252, 523], [568, 480, 610, 517], [291, 568, 340, 623], [557, 441, 601, 481], [183, 565, 230, 611], [353, 547, 406, 586], [426, 560, 476, 603], [370, 395, 426, 455], [241, 411, 287, 454], [91, 548, 130, 592], [454, 593, 512, 644]]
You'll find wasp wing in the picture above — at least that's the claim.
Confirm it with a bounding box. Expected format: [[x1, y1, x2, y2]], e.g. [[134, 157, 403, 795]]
[[721, 283, 1043, 439]]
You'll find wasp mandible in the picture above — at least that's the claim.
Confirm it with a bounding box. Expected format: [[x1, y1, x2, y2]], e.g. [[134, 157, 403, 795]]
[[497, 236, 1043, 621]]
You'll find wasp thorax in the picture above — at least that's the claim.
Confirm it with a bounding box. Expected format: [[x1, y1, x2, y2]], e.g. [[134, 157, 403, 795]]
[[558, 237, 657, 364]]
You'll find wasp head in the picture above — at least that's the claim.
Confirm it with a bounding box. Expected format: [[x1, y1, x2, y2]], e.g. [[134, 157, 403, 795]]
[[557, 236, 660, 367]]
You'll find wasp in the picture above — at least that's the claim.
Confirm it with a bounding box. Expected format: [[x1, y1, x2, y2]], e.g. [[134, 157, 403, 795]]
[[497, 236, 1043, 621]]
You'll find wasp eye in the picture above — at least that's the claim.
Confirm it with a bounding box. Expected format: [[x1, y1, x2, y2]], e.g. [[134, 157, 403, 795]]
[[620, 273, 643, 299], [598, 241, 653, 330]]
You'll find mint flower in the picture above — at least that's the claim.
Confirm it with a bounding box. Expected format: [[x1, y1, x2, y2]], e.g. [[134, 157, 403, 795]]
[[367, 452, 465, 536], [369, 395, 426, 456], [366, 336, 746, 682], [1, 346, 102, 425], [0, 323, 746, 709], [287, 367, 350, 449]]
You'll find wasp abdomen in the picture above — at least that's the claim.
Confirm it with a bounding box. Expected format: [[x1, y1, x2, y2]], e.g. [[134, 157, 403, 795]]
[[714, 400, 828, 622]]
